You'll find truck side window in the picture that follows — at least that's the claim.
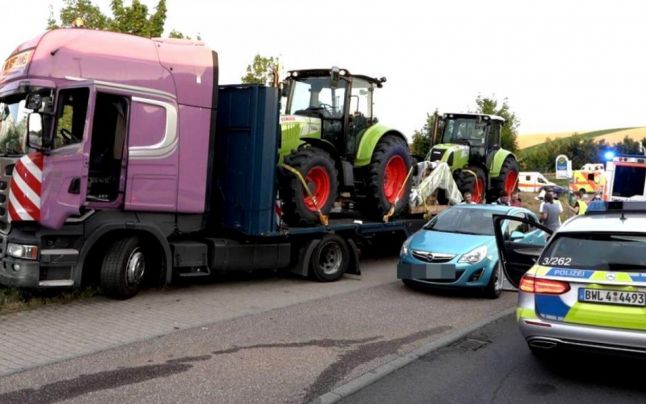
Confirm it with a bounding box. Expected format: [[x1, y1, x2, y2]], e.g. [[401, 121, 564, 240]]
[[53, 88, 89, 149]]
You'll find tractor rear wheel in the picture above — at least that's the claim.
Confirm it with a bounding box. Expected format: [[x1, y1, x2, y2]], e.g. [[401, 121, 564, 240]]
[[455, 167, 487, 203], [279, 147, 339, 226], [490, 157, 519, 202], [360, 135, 412, 219]]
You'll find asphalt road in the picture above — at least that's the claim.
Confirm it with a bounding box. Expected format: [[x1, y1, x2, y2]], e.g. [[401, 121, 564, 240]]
[[341, 313, 646, 404], [0, 258, 515, 404]]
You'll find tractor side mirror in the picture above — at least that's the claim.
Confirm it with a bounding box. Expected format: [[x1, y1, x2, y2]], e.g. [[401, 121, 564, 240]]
[[280, 79, 291, 98]]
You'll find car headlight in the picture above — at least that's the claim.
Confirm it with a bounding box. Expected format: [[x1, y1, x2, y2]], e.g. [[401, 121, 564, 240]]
[[7, 243, 39, 260], [458, 245, 488, 264], [400, 237, 412, 256]]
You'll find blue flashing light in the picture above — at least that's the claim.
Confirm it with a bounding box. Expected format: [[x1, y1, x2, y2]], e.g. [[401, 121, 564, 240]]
[[604, 151, 616, 161]]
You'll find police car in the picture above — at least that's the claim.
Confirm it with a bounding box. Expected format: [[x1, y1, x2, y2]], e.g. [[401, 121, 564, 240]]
[[493, 201, 646, 356]]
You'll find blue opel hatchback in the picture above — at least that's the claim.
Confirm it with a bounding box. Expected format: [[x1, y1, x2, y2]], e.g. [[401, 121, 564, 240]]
[[398, 204, 538, 298]]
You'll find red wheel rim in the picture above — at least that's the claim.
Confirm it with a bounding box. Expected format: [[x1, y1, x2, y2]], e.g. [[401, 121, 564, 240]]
[[384, 155, 407, 203], [504, 170, 519, 195], [304, 166, 331, 211], [473, 177, 486, 203]]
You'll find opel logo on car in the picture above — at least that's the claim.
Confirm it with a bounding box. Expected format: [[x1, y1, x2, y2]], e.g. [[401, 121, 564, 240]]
[[425, 253, 434, 260], [606, 273, 616, 281]]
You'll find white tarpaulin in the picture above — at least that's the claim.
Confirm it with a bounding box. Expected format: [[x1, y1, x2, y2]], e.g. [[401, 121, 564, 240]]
[[410, 161, 463, 207]]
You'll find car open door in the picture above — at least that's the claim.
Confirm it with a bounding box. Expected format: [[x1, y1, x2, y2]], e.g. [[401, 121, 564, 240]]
[[492, 214, 553, 288]]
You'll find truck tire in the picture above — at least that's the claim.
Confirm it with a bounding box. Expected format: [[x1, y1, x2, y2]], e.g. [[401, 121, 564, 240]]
[[279, 147, 339, 226], [100, 236, 147, 299], [310, 234, 349, 282], [455, 167, 486, 203], [490, 157, 519, 202], [361, 135, 412, 219]]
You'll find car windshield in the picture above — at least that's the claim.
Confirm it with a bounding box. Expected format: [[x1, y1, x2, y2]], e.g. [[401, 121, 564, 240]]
[[539, 232, 646, 271], [0, 94, 33, 156], [424, 207, 501, 236]]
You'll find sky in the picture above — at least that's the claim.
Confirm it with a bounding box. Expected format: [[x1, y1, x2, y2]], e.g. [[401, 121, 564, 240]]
[[2, 0, 646, 139]]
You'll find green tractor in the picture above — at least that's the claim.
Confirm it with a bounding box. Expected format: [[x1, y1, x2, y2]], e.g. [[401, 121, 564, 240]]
[[426, 113, 519, 203], [278, 67, 412, 225]]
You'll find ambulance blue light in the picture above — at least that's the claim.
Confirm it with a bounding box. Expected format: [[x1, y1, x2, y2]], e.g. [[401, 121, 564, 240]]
[[604, 151, 616, 161]]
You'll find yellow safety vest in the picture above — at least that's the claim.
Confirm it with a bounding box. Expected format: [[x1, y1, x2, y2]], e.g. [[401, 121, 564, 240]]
[[578, 200, 588, 215]]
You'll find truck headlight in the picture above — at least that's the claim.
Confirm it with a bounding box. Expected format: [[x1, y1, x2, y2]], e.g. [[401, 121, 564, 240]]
[[7, 243, 39, 260], [458, 245, 488, 264]]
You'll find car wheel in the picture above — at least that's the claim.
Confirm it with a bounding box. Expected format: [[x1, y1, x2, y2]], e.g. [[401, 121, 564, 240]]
[[483, 262, 503, 299]]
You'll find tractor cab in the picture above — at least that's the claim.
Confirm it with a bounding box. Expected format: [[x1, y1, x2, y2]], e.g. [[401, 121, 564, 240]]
[[426, 113, 517, 204], [431, 113, 504, 168], [281, 67, 385, 160]]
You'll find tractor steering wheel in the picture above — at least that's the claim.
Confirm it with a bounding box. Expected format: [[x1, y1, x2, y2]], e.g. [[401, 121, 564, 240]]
[[316, 103, 335, 116]]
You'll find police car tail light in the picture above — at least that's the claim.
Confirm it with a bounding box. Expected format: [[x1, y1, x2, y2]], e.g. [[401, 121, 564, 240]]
[[519, 275, 570, 295]]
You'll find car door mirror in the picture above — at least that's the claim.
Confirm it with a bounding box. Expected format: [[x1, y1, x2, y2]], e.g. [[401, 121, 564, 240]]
[[510, 230, 524, 241]]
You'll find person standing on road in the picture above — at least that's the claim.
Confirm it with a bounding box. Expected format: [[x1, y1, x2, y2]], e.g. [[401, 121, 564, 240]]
[[510, 190, 522, 207], [540, 191, 563, 231], [493, 190, 511, 206], [461, 191, 477, 204], [567, 191, 588, 215]]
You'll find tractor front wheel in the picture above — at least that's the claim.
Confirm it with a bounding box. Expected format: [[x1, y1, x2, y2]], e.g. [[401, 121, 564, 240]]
[[360, 136, 412, 219], [279, 147, 339, 226]]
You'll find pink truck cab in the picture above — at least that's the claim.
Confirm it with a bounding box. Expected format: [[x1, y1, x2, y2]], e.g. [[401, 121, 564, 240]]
[[0, 29, 420, 298]]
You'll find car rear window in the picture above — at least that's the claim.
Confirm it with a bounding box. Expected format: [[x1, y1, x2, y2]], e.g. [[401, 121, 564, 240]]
[[539, 232, 646, 271]]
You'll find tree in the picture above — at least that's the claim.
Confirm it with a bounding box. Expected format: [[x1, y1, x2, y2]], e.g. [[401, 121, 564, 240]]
[[410, 111, 437, 157], [475, 95, 519, 153], [241, 55, 280, 86], [47, 0, 193, 39]]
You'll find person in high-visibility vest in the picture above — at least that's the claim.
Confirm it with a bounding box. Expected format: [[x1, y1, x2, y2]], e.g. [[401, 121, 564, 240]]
[[567, 191, 588, 215]]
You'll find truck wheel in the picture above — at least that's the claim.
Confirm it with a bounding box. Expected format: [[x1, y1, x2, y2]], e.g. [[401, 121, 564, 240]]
[[490, 157, 519, 202], [100, 237, 147, 299], [279, 147, 339, 226], [310, 234, 349, 282], [361, 135, 412, 219], [482, 262, 504, 299], [455, 167, 486, 203]]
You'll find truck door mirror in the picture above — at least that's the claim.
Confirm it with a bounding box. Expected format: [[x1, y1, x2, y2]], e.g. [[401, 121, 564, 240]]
[[26, 93, 43, 111], [27, 112, 43, 150]]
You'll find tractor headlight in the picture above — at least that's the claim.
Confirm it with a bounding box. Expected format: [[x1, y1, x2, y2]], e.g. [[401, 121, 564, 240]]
[[459, 245, 488, 264], [7, 243, 39, 260]]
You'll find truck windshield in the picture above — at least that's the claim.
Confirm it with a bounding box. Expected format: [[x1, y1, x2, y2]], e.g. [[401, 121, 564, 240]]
[[0, 95, 33, 156], [287, 77, 346, 118], [539, 232, 646, 271]]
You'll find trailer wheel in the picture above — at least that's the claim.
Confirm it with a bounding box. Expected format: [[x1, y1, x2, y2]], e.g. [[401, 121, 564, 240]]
[[100, 236, 146, 299], [310, 234, 349, 282], [361, 135, 412, 219], [279, 147, 339, 226]]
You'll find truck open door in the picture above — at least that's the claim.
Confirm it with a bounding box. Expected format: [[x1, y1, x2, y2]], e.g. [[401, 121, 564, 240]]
[[492, 214, 553, 287], [37, 84, 94, 229]]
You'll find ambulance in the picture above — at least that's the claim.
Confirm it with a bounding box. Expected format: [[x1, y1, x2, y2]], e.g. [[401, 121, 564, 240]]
[[604, 154, 646, 200], [518, 172, 558, 193], [569, 163, 606, 194]]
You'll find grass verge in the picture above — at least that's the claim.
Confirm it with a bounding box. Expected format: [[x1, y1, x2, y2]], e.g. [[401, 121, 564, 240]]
[[0, 286, 100, 315]]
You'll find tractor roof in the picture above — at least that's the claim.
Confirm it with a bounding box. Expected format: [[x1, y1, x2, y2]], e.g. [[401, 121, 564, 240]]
[[442, 112, 505, 123], [287, 68, 386, 87]]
